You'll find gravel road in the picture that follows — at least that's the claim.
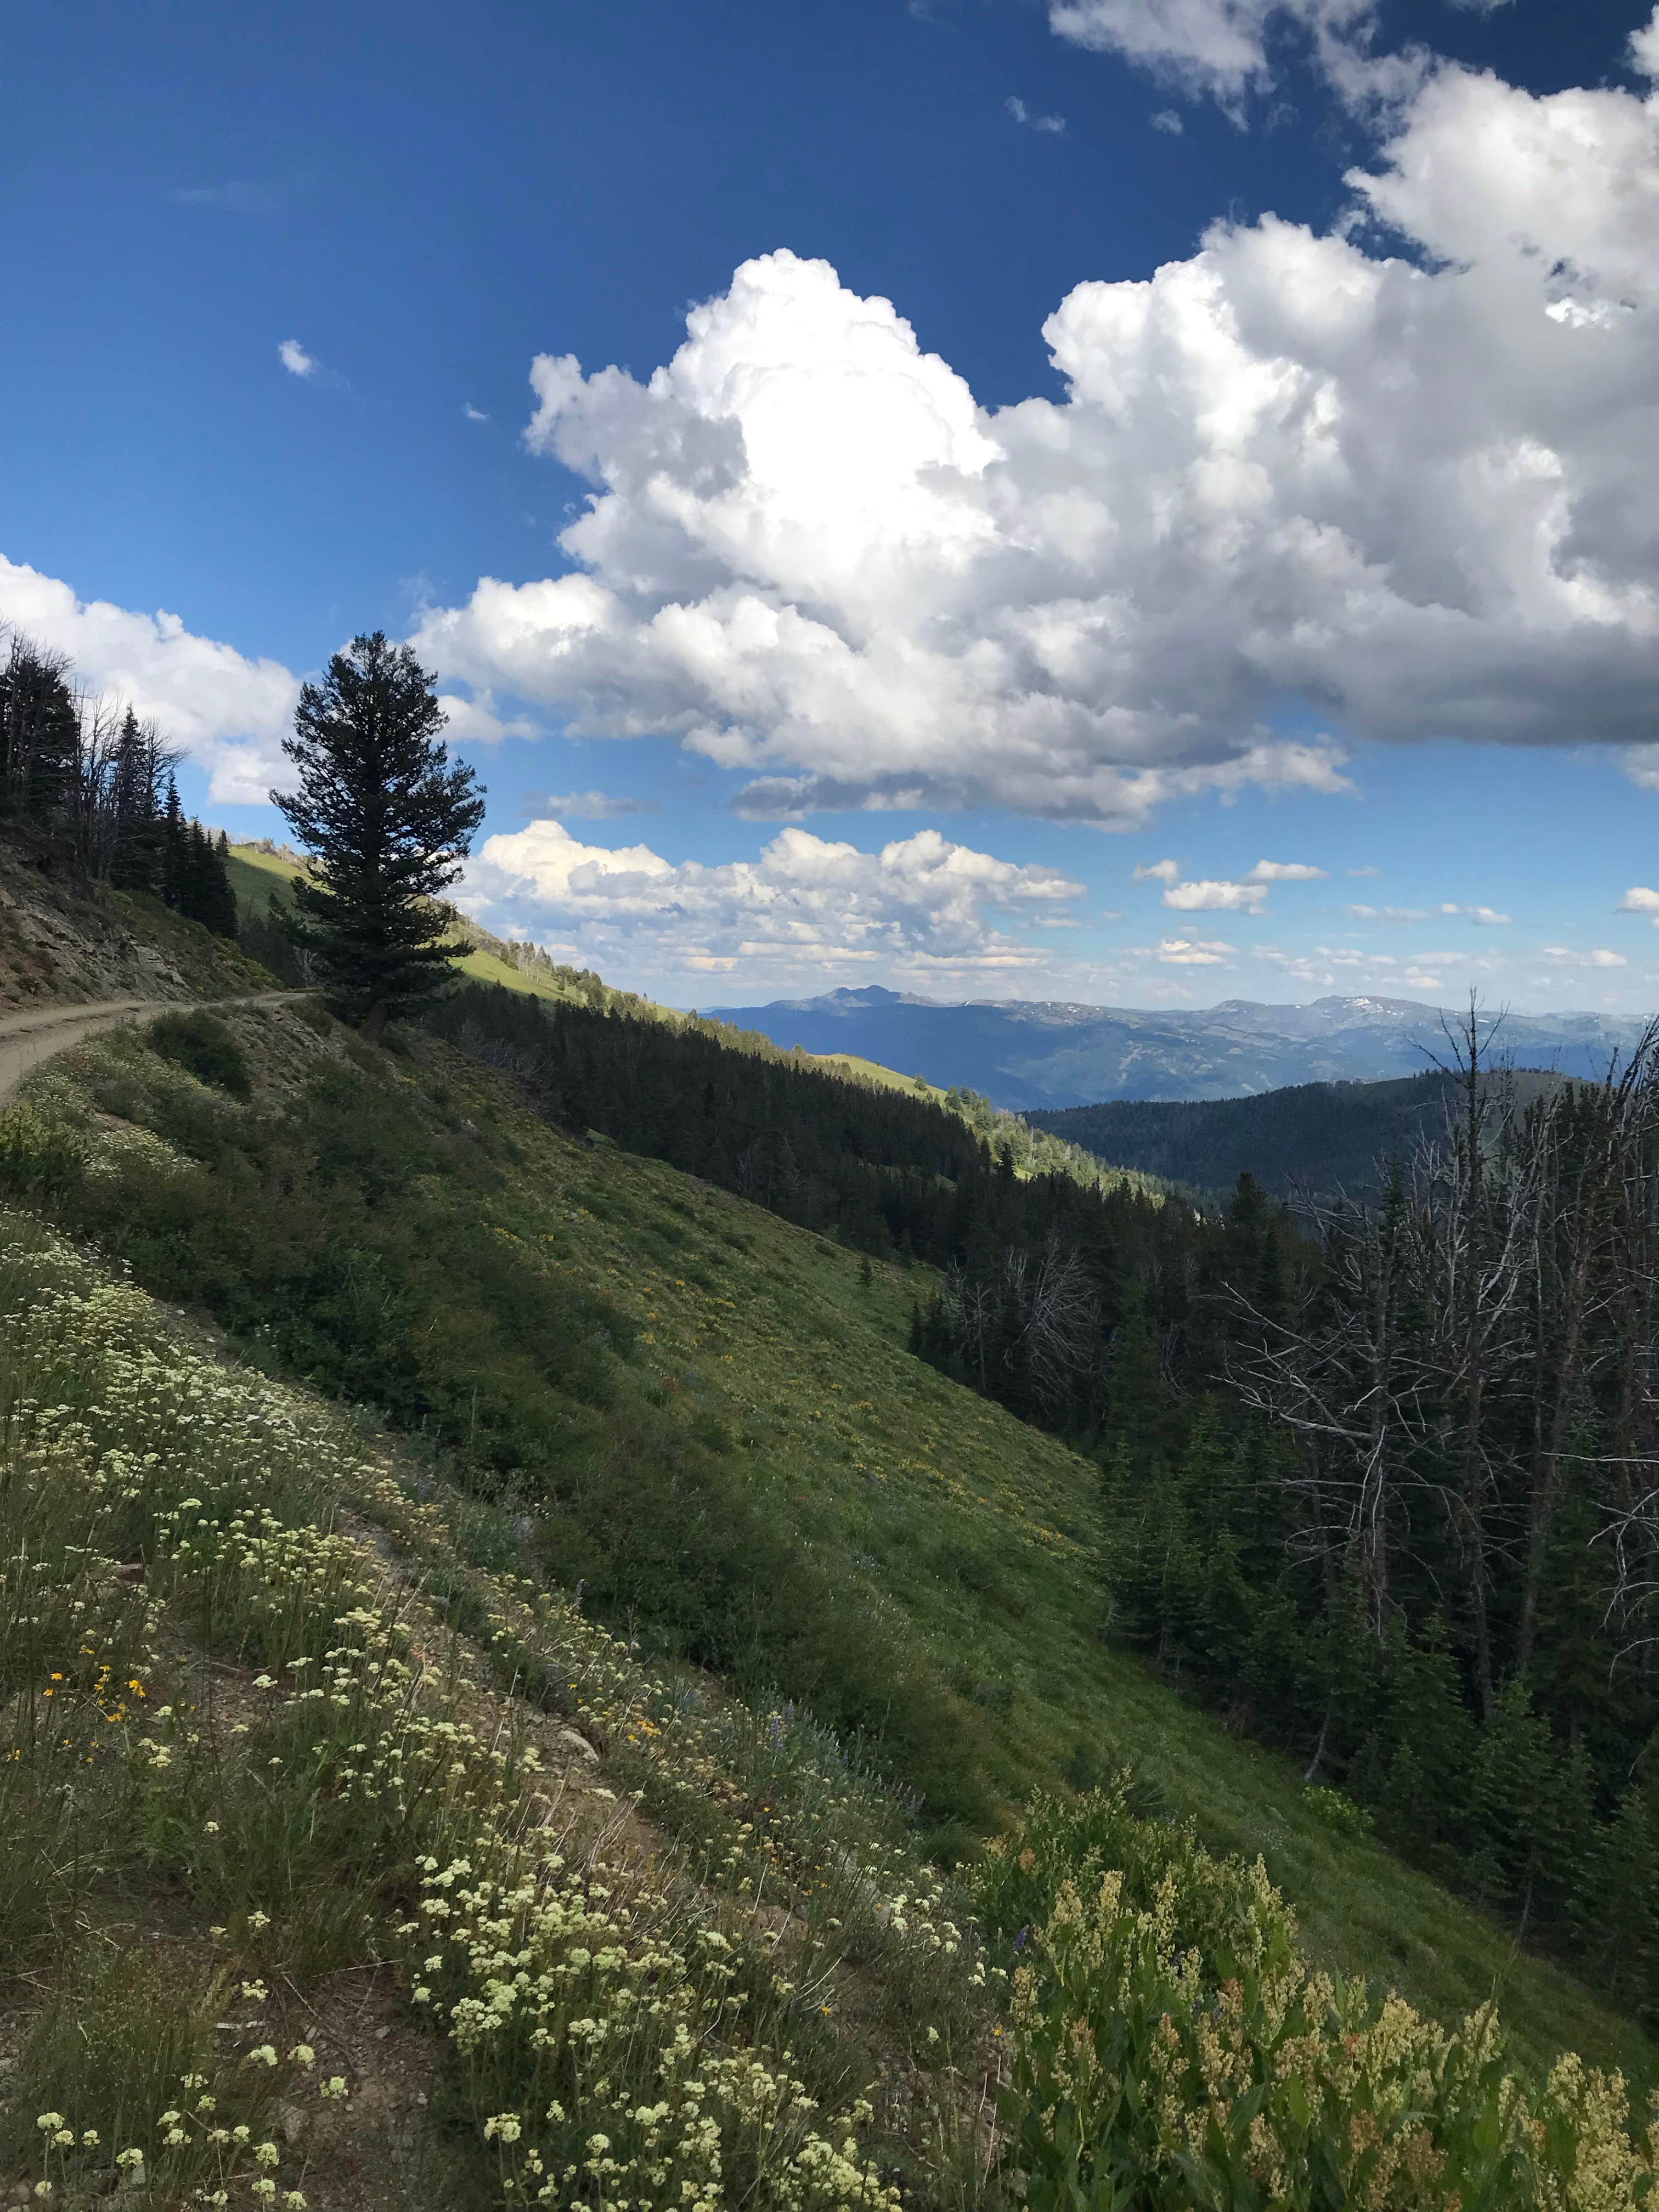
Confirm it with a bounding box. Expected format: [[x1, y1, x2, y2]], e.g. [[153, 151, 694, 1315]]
[[0, 992, 312, 1106]]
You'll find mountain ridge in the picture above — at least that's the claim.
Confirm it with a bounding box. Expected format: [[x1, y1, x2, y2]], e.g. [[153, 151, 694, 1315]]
[[707, 986, 1646, 1108]]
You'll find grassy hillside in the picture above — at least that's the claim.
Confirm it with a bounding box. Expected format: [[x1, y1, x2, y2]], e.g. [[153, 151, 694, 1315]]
[[6, 1211, 1653, 2210], [0, 1206, 996, 2208], [3, 997, 1651, 2098]]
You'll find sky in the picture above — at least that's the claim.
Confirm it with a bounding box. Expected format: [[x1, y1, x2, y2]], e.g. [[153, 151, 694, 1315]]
[[4, 0, 1658, 1014]]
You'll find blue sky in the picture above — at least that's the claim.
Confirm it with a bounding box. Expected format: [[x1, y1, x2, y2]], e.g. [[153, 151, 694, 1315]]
[[5, 0, 1658, 1012]]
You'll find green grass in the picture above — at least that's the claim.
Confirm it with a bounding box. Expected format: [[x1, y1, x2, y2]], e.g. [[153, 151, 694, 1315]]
[[10, 1000, 1651, 2096], [802, 1050, 949, 1102], [223, 842, 303, 918]]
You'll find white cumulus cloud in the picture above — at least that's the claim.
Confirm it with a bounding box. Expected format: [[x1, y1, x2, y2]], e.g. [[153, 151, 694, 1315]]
[[1620, 885, 1659, 920], [433, 689, 540, 744], [0, 555, 300, 802], [1244, 858, 1326, 881], [1152, 935, 1235, 963], [1542, 944, 1627, 966], [1043, 0, 1420, 112], [1161, 876, 1267, 912], [278, 338, 318, 379], [1133, 857, 1182, 882], [0, 555, 510, 801], [414, 35, 1659, 828], [460, 820, 1083, 983]]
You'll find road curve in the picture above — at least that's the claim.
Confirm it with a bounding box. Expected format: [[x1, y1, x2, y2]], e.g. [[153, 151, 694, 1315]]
[[0, 991, 314, 1107]]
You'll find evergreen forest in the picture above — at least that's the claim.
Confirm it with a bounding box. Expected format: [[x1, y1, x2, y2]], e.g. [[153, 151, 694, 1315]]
[[1029, 1066, 1559, 1204], [0, 629, 236, 933]]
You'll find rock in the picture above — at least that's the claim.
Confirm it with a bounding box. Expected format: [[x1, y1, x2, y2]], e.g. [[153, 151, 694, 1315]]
[[278, 2103, 308, 2145], [558, 1726, 600, 1762]]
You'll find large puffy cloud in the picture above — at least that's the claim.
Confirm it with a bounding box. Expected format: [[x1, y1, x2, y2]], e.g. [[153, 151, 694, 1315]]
[[0, 556, 524, 801], [0, 556, 300, 802], [415, 30, 1659, 827], [460, 819, 1082, 981]]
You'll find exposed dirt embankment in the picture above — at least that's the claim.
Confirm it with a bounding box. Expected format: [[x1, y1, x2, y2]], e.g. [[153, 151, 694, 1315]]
[[0, 838, 270, 1012]]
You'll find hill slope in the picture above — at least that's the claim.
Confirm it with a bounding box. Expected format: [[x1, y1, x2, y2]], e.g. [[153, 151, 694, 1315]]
[[2, 987, 1650, 2094], [708, 983, 1643, 1108], [1030, 1068, 1566, 1200], [0, 837, 270, 1011]]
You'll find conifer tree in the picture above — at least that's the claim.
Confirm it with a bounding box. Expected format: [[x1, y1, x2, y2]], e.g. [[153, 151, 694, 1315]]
[[0, 634, 79, 830], [272, 633, 485, 1034], [106, 710, 169, 893], [161, 777, 187, 907], [176, 819, 238, 936]]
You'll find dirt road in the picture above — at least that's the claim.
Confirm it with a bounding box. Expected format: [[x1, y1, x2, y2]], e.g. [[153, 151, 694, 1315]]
[[0, 992, 312, 1106]]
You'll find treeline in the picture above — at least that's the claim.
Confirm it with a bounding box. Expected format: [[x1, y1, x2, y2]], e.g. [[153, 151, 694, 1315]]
[[1030, 1069, 1463, 1200], [453, 931, 1162, 1203], [1029, 1065, 1558, 1204], [421, 981, 1208, 1432], [0, 630, 236, 931], [422, 982, 1293, 1438]]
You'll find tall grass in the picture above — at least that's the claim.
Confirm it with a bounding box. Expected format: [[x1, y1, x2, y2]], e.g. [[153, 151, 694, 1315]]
[[0, 1209, 991, 2207]]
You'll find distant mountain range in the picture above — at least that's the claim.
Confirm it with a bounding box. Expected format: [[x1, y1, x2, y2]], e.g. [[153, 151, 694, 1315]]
[[703, 985, 1647, 1110]]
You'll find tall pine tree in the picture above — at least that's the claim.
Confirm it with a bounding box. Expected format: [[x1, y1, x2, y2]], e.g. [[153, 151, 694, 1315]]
[[0, 635, 79, 833], [271, 633, 485, 1034]]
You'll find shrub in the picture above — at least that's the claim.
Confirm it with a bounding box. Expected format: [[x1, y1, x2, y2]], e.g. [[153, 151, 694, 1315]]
[[148, 1008, 252, 1098], [973, 1784, 1659, 2211], [0, 1099, 87, 1203]]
